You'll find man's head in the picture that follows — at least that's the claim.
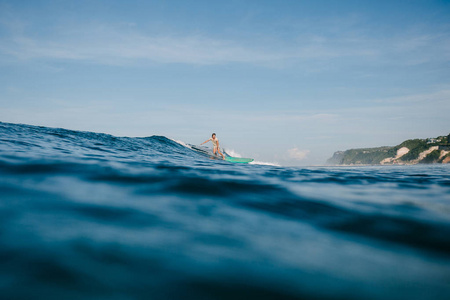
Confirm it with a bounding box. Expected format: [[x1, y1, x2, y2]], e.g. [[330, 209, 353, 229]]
[[212, 133, 216, 138]]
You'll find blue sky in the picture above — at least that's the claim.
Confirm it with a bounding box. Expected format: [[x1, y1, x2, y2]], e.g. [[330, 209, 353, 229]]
[[0, 0, 449, 165]]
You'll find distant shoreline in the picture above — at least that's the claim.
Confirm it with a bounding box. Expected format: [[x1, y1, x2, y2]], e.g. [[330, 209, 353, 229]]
[[327, 135, 450, 166]]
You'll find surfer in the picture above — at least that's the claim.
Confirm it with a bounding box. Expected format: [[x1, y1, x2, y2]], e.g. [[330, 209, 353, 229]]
[[201, 133, 225, 159]]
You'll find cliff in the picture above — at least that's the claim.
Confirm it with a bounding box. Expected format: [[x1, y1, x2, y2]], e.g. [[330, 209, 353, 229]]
[[327, 135, 450, 165]]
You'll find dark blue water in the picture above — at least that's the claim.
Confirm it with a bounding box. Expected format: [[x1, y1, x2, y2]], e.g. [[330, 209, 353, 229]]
[[1, 121, 450, 300]]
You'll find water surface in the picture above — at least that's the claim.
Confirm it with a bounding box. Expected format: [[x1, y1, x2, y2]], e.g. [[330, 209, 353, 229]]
[[1, 122, 449, 299]]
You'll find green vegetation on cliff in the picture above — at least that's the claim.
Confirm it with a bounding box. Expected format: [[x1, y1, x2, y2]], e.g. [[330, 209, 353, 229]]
[[327, 134, 450, 165], [330, 147, 391, 165], [398, 139, 428, 161], [420, 150, 440, 164]]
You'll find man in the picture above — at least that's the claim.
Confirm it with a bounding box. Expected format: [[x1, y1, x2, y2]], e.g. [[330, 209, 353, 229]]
[[201, 133, 225, 159]]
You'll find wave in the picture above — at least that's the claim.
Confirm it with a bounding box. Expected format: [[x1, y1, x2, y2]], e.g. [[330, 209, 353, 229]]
[[250, 160, 281, 166], [0, 121, 278, 167], [0, 122, 226, 165]]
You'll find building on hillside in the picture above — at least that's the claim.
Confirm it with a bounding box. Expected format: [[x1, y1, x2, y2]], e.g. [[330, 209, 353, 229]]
[[438, 134, 450, 150], [439, 135, 450, 150]]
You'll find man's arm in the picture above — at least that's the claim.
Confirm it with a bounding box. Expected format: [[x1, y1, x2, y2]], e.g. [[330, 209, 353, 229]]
[[200, 138, 211, 145]]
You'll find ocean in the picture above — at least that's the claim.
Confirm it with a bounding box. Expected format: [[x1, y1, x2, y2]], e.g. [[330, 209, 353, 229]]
[[1, 121, 449, 300]]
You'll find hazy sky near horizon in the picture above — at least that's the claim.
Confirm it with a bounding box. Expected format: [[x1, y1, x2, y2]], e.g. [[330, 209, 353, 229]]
[[0, 0, 449, 165]]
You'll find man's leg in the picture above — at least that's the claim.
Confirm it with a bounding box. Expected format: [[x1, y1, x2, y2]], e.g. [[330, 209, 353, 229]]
[[218, 149, 225, 159]]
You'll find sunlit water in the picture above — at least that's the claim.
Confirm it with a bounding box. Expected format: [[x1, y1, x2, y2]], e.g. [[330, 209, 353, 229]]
[[1, 121, 449, 299]]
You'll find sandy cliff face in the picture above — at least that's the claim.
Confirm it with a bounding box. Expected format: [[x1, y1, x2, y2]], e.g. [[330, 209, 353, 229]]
[[443, 155, 450, 164], [416, 146, 439, 162], [439, 150, 449, 161], [380, 147, 410, 165], [381, 146, 442, 165]]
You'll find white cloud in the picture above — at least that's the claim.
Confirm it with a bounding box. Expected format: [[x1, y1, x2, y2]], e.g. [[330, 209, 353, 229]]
[[1, 15, 449, 67], [287, 148, 310, 160], [0, 21, 281, 65]]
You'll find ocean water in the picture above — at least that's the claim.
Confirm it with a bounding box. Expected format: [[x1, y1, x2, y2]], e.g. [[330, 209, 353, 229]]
[[1, 121, 449, 300]]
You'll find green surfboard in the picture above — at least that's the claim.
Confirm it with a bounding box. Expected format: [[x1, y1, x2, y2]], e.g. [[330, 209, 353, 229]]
[[224, 156, 254, 163]]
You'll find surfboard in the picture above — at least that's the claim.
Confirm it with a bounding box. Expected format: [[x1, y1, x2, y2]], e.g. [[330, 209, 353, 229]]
[[224, 156, 254, 163]]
